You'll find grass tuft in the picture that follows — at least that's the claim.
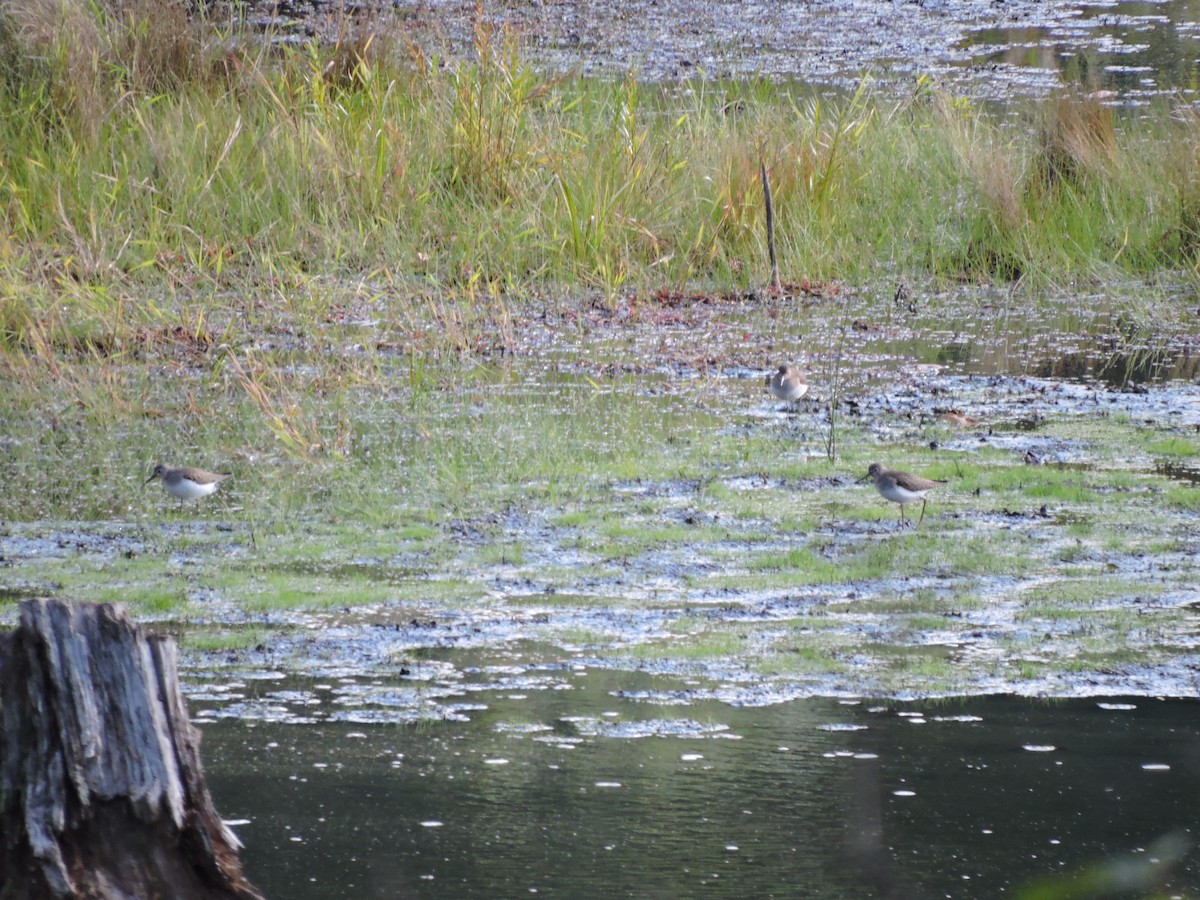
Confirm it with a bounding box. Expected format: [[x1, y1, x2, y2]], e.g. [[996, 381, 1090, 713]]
[[0, 13, 1199, 310]]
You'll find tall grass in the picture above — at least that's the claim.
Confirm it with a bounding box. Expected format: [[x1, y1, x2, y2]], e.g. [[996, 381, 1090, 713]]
[[2, 0, 1200, 329]]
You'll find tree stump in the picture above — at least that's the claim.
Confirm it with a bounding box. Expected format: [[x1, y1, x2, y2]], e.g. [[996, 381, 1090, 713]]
[[0, 598, 264, 899]]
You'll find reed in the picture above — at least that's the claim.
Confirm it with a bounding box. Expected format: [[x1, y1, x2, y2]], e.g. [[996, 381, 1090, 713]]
[[1, 3, 1199, 331]]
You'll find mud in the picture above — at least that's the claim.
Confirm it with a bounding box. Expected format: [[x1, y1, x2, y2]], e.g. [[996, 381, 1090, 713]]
[[3, 282, 1200, 714], [165, 360, 1200, 712]]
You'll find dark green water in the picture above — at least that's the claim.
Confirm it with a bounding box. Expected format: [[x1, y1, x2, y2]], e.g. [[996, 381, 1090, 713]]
[[960, 0, 1200, 98], [200, 674, 1200, 898]]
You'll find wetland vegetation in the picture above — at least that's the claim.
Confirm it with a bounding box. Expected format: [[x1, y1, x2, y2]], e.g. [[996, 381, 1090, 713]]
[[4, 1, 1200, 303], [1, 0, 1199, 698], [4, 1, 1200, 896]]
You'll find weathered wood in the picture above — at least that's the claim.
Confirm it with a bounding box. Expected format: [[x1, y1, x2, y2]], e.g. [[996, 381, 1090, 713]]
[[0, 599, 264, 900]]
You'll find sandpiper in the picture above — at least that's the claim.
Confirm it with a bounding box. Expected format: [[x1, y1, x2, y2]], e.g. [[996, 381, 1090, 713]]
[[859, 462, 946, 525], [766, 364, 808, 403], [145, 464, 231, 506]]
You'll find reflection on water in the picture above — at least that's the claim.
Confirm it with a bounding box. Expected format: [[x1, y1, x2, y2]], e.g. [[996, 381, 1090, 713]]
[[959, 0, 1200, 99], [199, 673, 1200, 898], [879, 305, 1200, 386], [1032, 347, 1200, 387], [245, 0, 1200, 100], [1156, 459, 1200, 483]]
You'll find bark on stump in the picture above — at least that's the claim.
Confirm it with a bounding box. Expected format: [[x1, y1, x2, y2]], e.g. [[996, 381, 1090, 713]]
[[0, 598, 264, 900]]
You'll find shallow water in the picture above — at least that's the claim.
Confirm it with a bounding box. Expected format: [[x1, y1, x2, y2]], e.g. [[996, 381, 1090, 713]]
[[5, 286, 1200, 700], [252, 0, 1200, 100], [959, 0, 1200, 102], [3, 280, 1200, 892], [200, 678, 1200, 898]]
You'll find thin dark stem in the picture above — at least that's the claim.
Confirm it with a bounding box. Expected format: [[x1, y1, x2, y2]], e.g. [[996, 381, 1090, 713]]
[[760, 159, 782, 294], [825, 322, 846, 463]]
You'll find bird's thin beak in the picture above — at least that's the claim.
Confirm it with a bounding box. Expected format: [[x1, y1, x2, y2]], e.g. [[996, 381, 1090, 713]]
[[144, 474, 157, 485], [855, 474, 870, 483]]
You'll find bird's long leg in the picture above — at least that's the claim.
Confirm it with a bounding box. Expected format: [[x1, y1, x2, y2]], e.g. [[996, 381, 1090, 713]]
[[899, 504, 906, 523], [917, 498, 927, 526]]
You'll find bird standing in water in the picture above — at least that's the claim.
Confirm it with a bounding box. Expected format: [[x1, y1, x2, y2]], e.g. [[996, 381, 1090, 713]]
[[859, 462, 945, 525], [766, 364, 808, 404], [145, 464, 231, 507]]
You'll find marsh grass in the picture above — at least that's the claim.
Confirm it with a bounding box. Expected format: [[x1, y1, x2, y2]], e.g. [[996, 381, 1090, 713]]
[[1148, 436, 1200, 457], [759, 640, 852, 676], [2, 5, 1200, 346], [629, 623, 751, 660], [184, 625, 274, 652]]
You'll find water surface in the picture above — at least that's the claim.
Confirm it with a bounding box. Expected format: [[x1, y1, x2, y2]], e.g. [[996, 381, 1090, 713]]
[[253, 0, 1200, 100], [201, 677, 1200, 898]]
